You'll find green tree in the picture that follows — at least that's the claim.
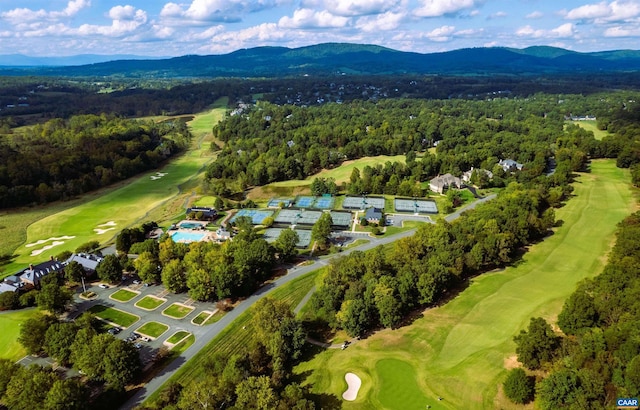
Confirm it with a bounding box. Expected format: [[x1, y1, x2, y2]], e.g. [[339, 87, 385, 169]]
[[3, 366, 57, 410], [214, 196, 224, 210], [536, 369, 579, 410], [503, 368, 534, 404], [19, 314, 58, 355], [0, 358, 19, 398], [235, 376, 277, 410], [311, 212, 333, 250], [64, 261, 85, 283], [44, 322, 78, 365], [36, 283, 73, 313], [44, 379, 89, 410], [161, 259, 187, 293], [514, 317, 560, 370], [274, 228, 299, 262], [187, 268, 214, 301], [103, 338, 141, 391], [75, 241, 100, 254], [0, 291, 19, 310], [557, 289, 598, 336], [134, 251, 160, 284], [96, 254, 122, 284], [177, 377, 221, 410]]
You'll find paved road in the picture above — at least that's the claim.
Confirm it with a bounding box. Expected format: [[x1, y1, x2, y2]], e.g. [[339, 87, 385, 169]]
[[122, 194, 496, 409]]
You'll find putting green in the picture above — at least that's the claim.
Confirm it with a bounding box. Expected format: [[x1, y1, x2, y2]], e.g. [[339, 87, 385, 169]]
[[295, 159, 635, 409], [375, 359, 428, 409], [3, 103, 226, 276]]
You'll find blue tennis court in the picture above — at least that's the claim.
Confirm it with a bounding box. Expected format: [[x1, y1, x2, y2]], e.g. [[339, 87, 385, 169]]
[[294, 196, 315, 208], [314, 196, 335, 209], [230, 209, 275, 225], [267, 198, 293, 208]]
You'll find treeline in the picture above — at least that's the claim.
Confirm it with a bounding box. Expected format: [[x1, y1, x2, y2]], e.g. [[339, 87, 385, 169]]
[[310, 181, 559, 336], [0, 114, 191, 208], [204, 93, 635, 197], [143, 298, 315, 410], [509, 211, 640, 408]]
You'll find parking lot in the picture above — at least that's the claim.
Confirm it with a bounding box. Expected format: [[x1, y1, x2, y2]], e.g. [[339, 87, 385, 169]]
[[72, 278, 219, 367]]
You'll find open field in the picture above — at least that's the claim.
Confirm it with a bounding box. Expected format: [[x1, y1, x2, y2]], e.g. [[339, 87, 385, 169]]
[[293, 159, 636, 409], [0, 308, 42, 362], [88, 305, 139, 328], [570, 120, 609, 140], [137, 321, 169, 339], [2, 101, 227, 277]]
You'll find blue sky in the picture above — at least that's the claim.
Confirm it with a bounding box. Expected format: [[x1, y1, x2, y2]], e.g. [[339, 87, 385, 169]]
[[0, 0, 639, 56]]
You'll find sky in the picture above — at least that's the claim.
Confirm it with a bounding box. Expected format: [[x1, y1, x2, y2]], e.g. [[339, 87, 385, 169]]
[[0, 0, 639, 57]]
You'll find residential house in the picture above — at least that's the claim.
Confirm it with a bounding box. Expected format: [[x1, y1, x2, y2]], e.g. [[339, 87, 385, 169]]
[[19, 257, 64, 288], [0, 281, 19, 294], [462, 167, 494, 183], [364, 207, 383, 225], [429, 173, 462, 194], [64, 253, 102, 277], [499, 159, 524, 172]]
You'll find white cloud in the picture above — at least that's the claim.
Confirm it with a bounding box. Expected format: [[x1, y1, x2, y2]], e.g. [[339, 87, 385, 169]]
[[160, 0, 287, 22], [0, 0, 90, 23], [278, 9, 350, 28], [566, 1, 640, 23], [526, 11, 544, 19], [488, 11, 507, 20], [77, 6, 147, 37], [355, 11, 405, 32], [414, 0, 480, 18], [604, 25, 640, 36], [516, 23, 576, 39], [426, 25, 456, 41], [323, 0, 400, 17]]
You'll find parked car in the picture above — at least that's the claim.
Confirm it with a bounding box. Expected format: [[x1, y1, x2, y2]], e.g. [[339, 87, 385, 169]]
[[98, 284, 109, 289], [134, 343, 142, 349], [132, 279, 141, 285], [140, 336, 150, 342], [107, 327, 121, 335]]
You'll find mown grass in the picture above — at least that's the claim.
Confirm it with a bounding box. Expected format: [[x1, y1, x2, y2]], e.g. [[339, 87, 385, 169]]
[[110, 289, 139, 303], [137, 321, 169, 339], [2, 101, 228, 277], [570, 120, 609, 140], [162, 303, 194, 319], [166, 331, 191, 345], [0, 308, 42, 362], [293, 159, 636, 410], [88, 305, 139, 328], [191, 311, 211, 325], [203, 310, 226, 325], [135, 296, 166, 311]]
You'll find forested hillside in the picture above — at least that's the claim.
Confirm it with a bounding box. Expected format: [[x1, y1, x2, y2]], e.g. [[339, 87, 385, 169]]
[[0, 114, 191, 208]]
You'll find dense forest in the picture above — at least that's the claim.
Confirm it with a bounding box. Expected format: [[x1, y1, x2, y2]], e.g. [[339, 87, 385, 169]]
[[509, 211, 640, 408], [0, 114, 191, 208]]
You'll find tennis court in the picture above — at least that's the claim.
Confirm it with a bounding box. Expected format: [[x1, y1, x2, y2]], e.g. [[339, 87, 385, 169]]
[[263, 228, 312, 248], [267, 198, 294, 208], [329, 211, 353, 228], [229, 209, 275, 225], [342, 196, 386, 210], [294, 196, 315, 208], [314, 196, 335, 209], [394, 198, 438, 214], [275, 209, 323, 226]]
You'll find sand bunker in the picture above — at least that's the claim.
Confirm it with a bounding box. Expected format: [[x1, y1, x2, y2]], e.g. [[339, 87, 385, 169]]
[[150, 172, 167, 180], [30, 241, 65, 256], [26, 236, 75, 248], [342, 372, 362, 401], [97, 221, 117, 227], [94, 228, 115, 235]]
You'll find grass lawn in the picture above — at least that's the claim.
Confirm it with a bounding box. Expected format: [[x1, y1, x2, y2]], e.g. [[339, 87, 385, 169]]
[[0, 308, 42, 362], [293, 159, 635, 410], [2, 102, 227, 277], [162, 303, 194, 319], [110, 289, 139, 303], [166, 331, 191, 345], [88, 305, 139, 328], [570, 120, 609, 140], [191, 311, 212, 325], [203, 310, 226, 325], [135, 296, 166, 311], [136, 321, 169, 339]]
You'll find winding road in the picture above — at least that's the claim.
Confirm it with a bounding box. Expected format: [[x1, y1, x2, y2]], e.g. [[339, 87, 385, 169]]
[[121, 194, 496, 409]]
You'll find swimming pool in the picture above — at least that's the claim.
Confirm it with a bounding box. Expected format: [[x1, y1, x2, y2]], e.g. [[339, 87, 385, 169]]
[[179, 222, 202, 229], [171, 231, 206, 243]]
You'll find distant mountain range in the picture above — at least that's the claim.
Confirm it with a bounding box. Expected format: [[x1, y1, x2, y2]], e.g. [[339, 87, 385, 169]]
[[1, 43, 640, 78]]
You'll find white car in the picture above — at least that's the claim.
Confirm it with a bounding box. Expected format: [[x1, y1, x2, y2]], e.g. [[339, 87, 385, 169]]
[[98, 284, 109, 289]]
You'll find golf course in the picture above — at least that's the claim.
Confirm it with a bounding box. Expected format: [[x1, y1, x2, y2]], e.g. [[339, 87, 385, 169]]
[[294, 159, 636, 409], [1, 100, 226, 277]]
